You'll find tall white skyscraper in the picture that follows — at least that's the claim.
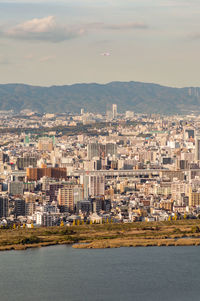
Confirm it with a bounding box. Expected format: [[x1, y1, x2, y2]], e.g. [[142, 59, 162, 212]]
[[112, 104, 117, 119]]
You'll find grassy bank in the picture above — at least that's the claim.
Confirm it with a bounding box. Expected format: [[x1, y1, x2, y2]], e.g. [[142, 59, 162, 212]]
[[1, 220, 200, 251]]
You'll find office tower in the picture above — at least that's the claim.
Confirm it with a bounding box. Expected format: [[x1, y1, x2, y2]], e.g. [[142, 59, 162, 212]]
[[0, 196, 8, 218], [81, 108, 84, 115], [14, 199, 26, 216], [112, 104, 117, 119], [87, 143, 100, 160], [195, 134, 200, 162]]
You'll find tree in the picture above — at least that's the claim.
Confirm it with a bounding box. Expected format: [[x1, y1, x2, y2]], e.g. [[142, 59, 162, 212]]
[[191, 226, 200, 233]]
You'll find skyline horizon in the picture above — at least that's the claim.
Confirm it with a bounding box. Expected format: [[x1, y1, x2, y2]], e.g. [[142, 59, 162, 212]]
[[0, 79, 200, 89]]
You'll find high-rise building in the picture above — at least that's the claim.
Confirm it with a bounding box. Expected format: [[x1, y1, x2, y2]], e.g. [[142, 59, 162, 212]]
[[87, 143, 99, 160], [89, 175, 105, 197], [0, 196, 8, 218], [57, 184, 83, 212], [8, 181, 24, 196], [105, 143, 117, 157], [17, 157, 37, 170], [189, 188, 200, 207], [87, 143, 117, 160], [80, 175, 105, 198], [14, 198, 26, 216], [106, 104, 112, 121], [195, 134, 200, 162], [27, 167, 67, 181], [112, 104, 117, 119], [80, 175, 90, 199]]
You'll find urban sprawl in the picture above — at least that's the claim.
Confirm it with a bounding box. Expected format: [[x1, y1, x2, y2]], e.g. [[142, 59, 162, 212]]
[[0, 105, 200, 228]]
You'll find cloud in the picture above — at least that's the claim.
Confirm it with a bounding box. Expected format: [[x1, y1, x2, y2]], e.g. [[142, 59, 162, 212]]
[[83, 21, 148, 31], [2, 16, 85, 42], [0, 16, 148, 43], [104, 22, 148, 30]]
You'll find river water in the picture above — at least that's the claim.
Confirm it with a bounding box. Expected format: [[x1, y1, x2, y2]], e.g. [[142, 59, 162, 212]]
[[0, 245, 199, 301]]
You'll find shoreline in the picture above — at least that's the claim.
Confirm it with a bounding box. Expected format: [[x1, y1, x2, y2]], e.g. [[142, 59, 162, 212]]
[[1, 220, 200, 251], [1, 237, 200, 252], [72, 237, 200, 249]]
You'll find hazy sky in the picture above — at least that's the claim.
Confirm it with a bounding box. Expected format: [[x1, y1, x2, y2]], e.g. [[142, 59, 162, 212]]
[[0, 0, 200, 87]]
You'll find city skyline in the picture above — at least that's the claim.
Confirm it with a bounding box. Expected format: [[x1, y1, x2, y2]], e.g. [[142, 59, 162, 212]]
[[0, 0, 200, 87]]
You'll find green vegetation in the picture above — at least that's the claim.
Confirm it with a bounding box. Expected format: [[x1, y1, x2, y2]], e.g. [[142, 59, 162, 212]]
[[0, 82, 199, 114], [0, 122, 113, 136]]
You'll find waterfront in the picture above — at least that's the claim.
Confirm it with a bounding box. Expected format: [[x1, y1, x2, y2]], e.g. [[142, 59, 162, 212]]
[[1, 245, 200, 301]]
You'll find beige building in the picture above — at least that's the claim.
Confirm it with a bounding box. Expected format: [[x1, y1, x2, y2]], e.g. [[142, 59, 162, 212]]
[[189, 187, 200, 207], [58, 184, 83, 212], [38, 137, 54, 152]]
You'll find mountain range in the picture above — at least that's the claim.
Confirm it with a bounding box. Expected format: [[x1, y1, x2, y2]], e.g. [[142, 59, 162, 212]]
[[0, 81, 199, 114]]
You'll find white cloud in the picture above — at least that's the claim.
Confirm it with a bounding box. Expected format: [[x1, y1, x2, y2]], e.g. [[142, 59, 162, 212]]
[[3, 16, 85, 42], [0, 16, 148, 44]]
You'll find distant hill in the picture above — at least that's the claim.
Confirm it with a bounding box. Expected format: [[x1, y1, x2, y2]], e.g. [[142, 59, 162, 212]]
[[0, 81, 199, 114]]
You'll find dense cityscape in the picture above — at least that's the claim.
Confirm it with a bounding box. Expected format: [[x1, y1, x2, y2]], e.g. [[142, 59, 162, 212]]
[[0, 105, 200, 228]]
